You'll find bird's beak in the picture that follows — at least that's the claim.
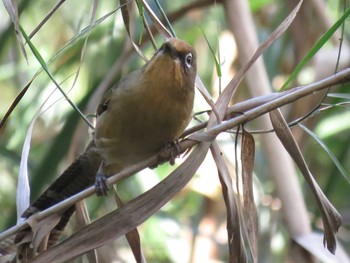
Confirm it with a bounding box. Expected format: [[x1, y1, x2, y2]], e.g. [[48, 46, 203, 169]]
[[159, 41, 178, 60]]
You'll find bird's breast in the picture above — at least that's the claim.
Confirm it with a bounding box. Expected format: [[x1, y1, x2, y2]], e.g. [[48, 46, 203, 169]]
[[94, 74, 194, 174]]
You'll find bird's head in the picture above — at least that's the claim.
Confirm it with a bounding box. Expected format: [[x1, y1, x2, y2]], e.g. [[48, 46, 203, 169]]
[[145, 38, 197, 92]]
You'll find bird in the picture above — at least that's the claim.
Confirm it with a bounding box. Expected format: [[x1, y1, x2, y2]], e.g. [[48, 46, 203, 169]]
[[1, 37, 197, 259]]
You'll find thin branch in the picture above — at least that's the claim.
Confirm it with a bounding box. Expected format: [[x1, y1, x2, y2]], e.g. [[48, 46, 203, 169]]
[[29, 0, 66, 39], [1, 68, 349, 243]]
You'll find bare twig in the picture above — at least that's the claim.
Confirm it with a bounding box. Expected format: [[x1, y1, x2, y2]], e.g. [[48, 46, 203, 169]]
[[29, 0, 67, 39], [1, 68, 348, 244]]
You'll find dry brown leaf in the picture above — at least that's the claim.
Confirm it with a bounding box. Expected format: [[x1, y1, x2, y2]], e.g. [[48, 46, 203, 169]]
[[2, 0, 28, 62], [195, 76, 220, 122], [75, 202, 91, 229], [269, 109, 342, 253], [167, 3, 305, 262], [123, 226, 146, 263], [187, 131, 216, 143], [120, 0, 148, 61], [29, 143, 210, 263], [75, 202, 97, 263], [15, 213, 61, 261], [241, 129, 258, 262], [112, 188, 146, 263], [201, 4, 303, 260], [210, 0, 303, 123], [0, 236, 18, 256], [30, 214, 61, 253], [0, 221, 33, 256], [210, 141, 247, 263], [295, 232, 350, 263], [0, 79, 33, 131], [140, 0, 172, 39]]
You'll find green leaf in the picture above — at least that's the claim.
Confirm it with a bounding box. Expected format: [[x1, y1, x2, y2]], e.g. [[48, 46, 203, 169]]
[[200, 28, 222, 78], [327, 93, 350, 100], [280, 7, 350, 90], [19, 26, 94, 129], [154, 0, 176, 37], [299, 123, 350, 184]]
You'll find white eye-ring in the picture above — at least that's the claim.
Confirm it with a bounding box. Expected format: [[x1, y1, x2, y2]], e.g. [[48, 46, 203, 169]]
[[185, 53, 193, 68]]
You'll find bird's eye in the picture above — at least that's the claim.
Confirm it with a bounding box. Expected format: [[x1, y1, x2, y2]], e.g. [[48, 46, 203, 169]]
[[185, 53, 193, 68]]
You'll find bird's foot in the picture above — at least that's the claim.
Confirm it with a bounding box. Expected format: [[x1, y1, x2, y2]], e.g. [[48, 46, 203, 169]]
[[169, 139, 181, 165], [154, 140, 181, 168], [95, 172, 108, 196]]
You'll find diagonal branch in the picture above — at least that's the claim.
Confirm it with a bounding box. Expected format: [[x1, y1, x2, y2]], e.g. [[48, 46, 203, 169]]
[[0, 68, 348, 245]]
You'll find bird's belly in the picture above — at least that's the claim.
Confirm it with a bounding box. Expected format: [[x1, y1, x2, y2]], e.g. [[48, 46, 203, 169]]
[[94, 114, 186, 175], [94, 85, 192, 176]]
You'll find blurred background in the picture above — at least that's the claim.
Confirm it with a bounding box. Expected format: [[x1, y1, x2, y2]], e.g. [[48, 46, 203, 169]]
[[0, 0, 349, 262]]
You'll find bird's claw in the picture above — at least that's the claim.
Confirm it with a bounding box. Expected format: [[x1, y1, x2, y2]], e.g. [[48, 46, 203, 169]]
[[169, 139, 181, 165], [95, 172, 108, 196], [154, 140, 181, 167]]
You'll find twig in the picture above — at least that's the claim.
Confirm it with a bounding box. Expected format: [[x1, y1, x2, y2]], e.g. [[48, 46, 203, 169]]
[[1, 68, 348, 243], [29, 0, 66, 39]]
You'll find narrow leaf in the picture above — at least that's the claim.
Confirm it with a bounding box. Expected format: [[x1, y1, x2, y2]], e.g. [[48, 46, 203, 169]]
[[140, 0, 172, 39], [75, 201, 98, 263], [29, 143, 210, 263], [67, 0, 98, 101], [120, 0, 148, 61], [16, 213, 61, 260], [327, 93, 350, 100], [299, 123, 350, 184], [15, 82, 57, 221], [241, 129, 258, 262], [112, 187, 146, 263], [195, 76, 220, 122], [295, 232, 350, 263], [29, 0, 66, 39], [31, 214, 61, 253], [211, 0, 303, 123], [0, 235, 17, 255], [281, 7, 350, 90], [0, 79, 33, 131], [270, 109, 342, 253], [153, 0, 176, 37], [16, 113, 35, 221], [211, 141, 247, 263], [200, 28, 222, 78], [2, 0, 28, 61], [19, 27, 94, 129], [134, 0, 145, 44]]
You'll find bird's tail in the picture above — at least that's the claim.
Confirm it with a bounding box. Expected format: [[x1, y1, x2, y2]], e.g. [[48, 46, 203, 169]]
[[0, 143, 101, 259]]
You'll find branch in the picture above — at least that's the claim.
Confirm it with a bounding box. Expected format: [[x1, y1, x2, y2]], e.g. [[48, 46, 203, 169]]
[[0, 68, 348, 244]]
